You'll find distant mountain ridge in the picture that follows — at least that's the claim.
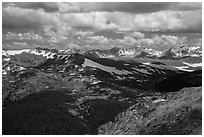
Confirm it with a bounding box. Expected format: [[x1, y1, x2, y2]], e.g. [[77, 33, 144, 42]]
[[3, 43, 202, 60], [2, 44, 202, 78], [84, 44, 202, 59]]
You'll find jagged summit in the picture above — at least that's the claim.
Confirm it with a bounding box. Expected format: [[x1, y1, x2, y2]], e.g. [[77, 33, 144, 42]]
[[160, 48, 177, 59]]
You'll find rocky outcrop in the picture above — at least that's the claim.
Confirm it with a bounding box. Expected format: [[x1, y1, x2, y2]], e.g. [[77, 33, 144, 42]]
[[98, 87, 202, 135]]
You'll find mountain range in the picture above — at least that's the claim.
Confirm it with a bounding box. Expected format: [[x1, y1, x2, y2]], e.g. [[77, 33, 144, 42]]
[[84, 44, 202, 59], [2, 44, 202, 135]]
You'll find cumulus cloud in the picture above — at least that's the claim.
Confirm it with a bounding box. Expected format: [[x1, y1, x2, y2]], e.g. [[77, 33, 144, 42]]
[[86, 35, 112, 44], [2, 2, 202, 50], [61, 10, 201, 33], [135, 35, 187, 50], [110, 34, 189, 50], [3, 2, 59, 12], [116, 36, 137, 46], [66, 43, 80, 49], [3, 42, 32, 49], [61, 12, 121, 31], [57, 2, 81, 13], [3, 3, 201, 33], [94, 30, 124, 39], [133, 10, 198, 32], [126, 32, 145, 39], [75, 31, 94, 37], [43, 25, 68, 43], [5, 32, 43, 41], [12, 42, 28, 46], [2, 6, 57, 30]]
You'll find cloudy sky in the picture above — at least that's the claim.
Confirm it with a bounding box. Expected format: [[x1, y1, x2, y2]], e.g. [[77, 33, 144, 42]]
[[2, 2, 202, 50]]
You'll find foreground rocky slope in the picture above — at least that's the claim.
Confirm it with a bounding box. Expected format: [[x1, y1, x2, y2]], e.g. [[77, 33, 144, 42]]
[[3, 86, 201, 135], [98, 86, 202, 135]]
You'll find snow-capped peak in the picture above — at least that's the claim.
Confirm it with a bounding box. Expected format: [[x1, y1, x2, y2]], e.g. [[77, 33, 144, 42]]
[[5, 49, 57, 59]]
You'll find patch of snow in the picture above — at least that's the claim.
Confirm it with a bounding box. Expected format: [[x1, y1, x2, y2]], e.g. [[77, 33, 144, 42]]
[[72, 89, 77, 92], [2, 50, 8, 56], [91, 68, 97, 70], [128, 76, 135, 79], [191, 54, 200, 57], [78, 68, 84, 71], [116, 76, 123, 80], [153, 99, 165, 103], [19, 66, 26, 71], [45, 86, 49, 89], [62, 68, 66, 71], [144, 48, 163, 57], [189, 46, 200, 50], [116, 76, 126, 80], [148, 68, 156, 73], [29, 50, 56, 59], [132, 67, 152, 75], [83, 58, 132, 75], [96, 52, 115, 58], [174, 66, 194, 72], [2, 70, 7, 75], [136, 80, 143, 82], [92, 81, 102, 84], [7, 66, 10, 71], [4, 58, 10, 61], [133, 71, 139, 74], [59, 49, 72, 54], [7, 49, 56, 59], [160, 71, 166, 74], [183, 62, 202, 67], [118, 49, 136, 56], [142, 62, 151, 65], [7, 49, 30, 55], [65, 60, 70, 63], [70, 73, 76, 76]]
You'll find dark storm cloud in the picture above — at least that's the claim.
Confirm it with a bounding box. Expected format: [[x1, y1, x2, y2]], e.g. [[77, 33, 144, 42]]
[[3, 2, 201, 13], [3, 2, 59, 12], [75, 2, 202, 13], [171, 2, 202, 11], [2, 6, 55, 29]]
